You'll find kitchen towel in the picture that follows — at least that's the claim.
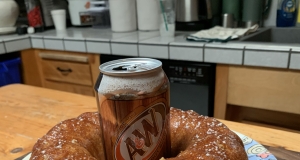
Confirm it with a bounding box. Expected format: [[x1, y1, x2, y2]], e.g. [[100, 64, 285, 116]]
[[186, 24, 259, 42]]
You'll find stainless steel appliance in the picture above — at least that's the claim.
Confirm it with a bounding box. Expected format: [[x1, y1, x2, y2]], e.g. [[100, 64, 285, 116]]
[[100, 55, 216, 116], [175, 0, 212, 31], [175, 0, 222, 31]]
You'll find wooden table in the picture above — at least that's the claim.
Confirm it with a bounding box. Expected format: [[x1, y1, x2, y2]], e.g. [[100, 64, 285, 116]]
[[0, 84, 299, 160]]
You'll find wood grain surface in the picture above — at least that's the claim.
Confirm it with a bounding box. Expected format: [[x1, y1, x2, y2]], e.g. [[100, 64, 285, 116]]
[[214, 64, 229, 119], [0, 84, 98, 159], [0, 84, 299, 160], [21, 49, 100, 97], [227, 66, 300, 114]]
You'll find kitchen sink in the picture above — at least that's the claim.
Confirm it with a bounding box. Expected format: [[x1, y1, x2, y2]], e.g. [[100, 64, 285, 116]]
[[239, 27, 300, 44]]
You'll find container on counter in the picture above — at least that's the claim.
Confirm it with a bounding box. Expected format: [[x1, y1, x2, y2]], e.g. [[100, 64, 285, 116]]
[[222, 0, 240, 27], [51, 9, 66, 31], [277, 0, 297, 27], [24, 0, 44, 32], [158, 0, 176, 37]]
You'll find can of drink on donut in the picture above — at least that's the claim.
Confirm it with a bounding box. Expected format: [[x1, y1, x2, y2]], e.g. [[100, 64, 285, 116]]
[[94, 58, 171, 160]]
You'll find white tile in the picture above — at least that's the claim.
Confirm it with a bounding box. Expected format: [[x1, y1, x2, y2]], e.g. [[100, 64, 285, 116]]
[[31, 38, 44, 49], [139, 36, 175, 45], [206, 43, 245, 49], [0, 35, 29, 41], [0, 42, 5, 54], [139, 45, 168, 59], [64, 40, 86, 52], [170, 35, 205, 47], [5, 38, 31, 53], [112, 31, 159, 43], [111, 43, 138, 56], [204, 48, 243, 65], [86, 41, 111, 54], [245, 44, 290, 51], [289, 53, 300, 70], [244, 50, 289, 68], [44, 39, 64, 51], [170, 46, 203, 61]]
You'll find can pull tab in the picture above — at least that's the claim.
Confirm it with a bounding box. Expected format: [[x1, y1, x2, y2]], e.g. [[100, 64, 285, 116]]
[[112, 65, 130, 71], [112, 63, 148, 71]]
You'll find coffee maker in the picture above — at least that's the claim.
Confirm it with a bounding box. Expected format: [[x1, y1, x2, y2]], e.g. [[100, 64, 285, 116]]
[[176, 0, 221, 31]]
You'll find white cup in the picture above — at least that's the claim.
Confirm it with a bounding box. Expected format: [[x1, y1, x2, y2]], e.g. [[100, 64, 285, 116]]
[[51, 9, 66, 31]]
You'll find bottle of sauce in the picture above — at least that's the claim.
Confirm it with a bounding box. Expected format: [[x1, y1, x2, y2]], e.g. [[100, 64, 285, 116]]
[[276, 0, 297, 27]]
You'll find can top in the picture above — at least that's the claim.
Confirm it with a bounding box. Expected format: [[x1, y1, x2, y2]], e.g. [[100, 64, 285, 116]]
[[100, 58, 162, 76]]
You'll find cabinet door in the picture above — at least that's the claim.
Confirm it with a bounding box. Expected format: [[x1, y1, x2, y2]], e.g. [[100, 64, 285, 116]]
[[227, 66, 300, 115]]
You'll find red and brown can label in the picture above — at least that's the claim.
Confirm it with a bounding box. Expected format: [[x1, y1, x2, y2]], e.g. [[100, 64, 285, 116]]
[[114, 101, 167, 160]]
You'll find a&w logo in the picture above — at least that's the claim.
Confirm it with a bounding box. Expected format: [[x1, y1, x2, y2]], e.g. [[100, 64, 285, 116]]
[[114, 103, 166, 160]]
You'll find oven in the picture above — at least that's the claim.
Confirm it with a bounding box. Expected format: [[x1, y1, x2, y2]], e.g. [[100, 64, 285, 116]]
[[100, 55, 216, 117]]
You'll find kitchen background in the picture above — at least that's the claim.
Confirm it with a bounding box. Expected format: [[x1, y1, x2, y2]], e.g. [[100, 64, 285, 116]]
[[1, 0, 300, 131], [11, 0, 297, 33]]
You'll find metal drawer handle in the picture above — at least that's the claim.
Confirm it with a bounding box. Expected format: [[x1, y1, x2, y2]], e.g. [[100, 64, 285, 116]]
[[57, 67, 72, 74]]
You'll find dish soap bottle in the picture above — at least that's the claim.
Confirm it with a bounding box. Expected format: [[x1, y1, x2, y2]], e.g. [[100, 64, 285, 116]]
[[277, 0, 297, 27]]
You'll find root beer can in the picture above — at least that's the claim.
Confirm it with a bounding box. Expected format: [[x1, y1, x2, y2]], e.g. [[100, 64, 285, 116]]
[[94, 58, 171, 160]]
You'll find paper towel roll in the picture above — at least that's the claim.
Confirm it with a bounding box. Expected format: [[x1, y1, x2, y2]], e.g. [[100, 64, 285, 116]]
[[109, 0, 137, 32], [137, 0, 160, 31]]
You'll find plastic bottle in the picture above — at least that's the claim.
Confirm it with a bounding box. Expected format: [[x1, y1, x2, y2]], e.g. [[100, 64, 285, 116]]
[[276, 0, 297, 27]]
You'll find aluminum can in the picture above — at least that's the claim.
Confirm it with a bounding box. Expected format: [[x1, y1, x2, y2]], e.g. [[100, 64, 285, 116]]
[[95, 58, 171, 160]]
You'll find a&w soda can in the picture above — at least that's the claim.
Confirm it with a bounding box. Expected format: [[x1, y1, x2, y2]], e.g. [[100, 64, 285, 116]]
[[94, 58, 171, 160]]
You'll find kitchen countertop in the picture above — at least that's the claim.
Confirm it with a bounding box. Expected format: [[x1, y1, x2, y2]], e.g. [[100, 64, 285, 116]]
[[0, 84, 299, 160], [1, 27, 300, 70]]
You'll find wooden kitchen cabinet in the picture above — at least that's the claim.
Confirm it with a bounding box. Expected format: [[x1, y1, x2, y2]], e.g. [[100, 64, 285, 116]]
[[21, 49, 100, 96], [214, 64, 300, 131]]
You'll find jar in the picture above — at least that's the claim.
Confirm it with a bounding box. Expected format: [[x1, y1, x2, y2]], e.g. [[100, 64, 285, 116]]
[[0, 0, 19, 28]]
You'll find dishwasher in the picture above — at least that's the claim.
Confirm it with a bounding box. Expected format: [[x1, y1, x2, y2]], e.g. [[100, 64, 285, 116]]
[[100, 55, 216, 117]]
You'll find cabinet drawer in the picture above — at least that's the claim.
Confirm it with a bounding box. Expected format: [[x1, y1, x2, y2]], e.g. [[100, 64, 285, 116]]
[[44, 80, 94, 96], [41, 59, 92, 86]]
